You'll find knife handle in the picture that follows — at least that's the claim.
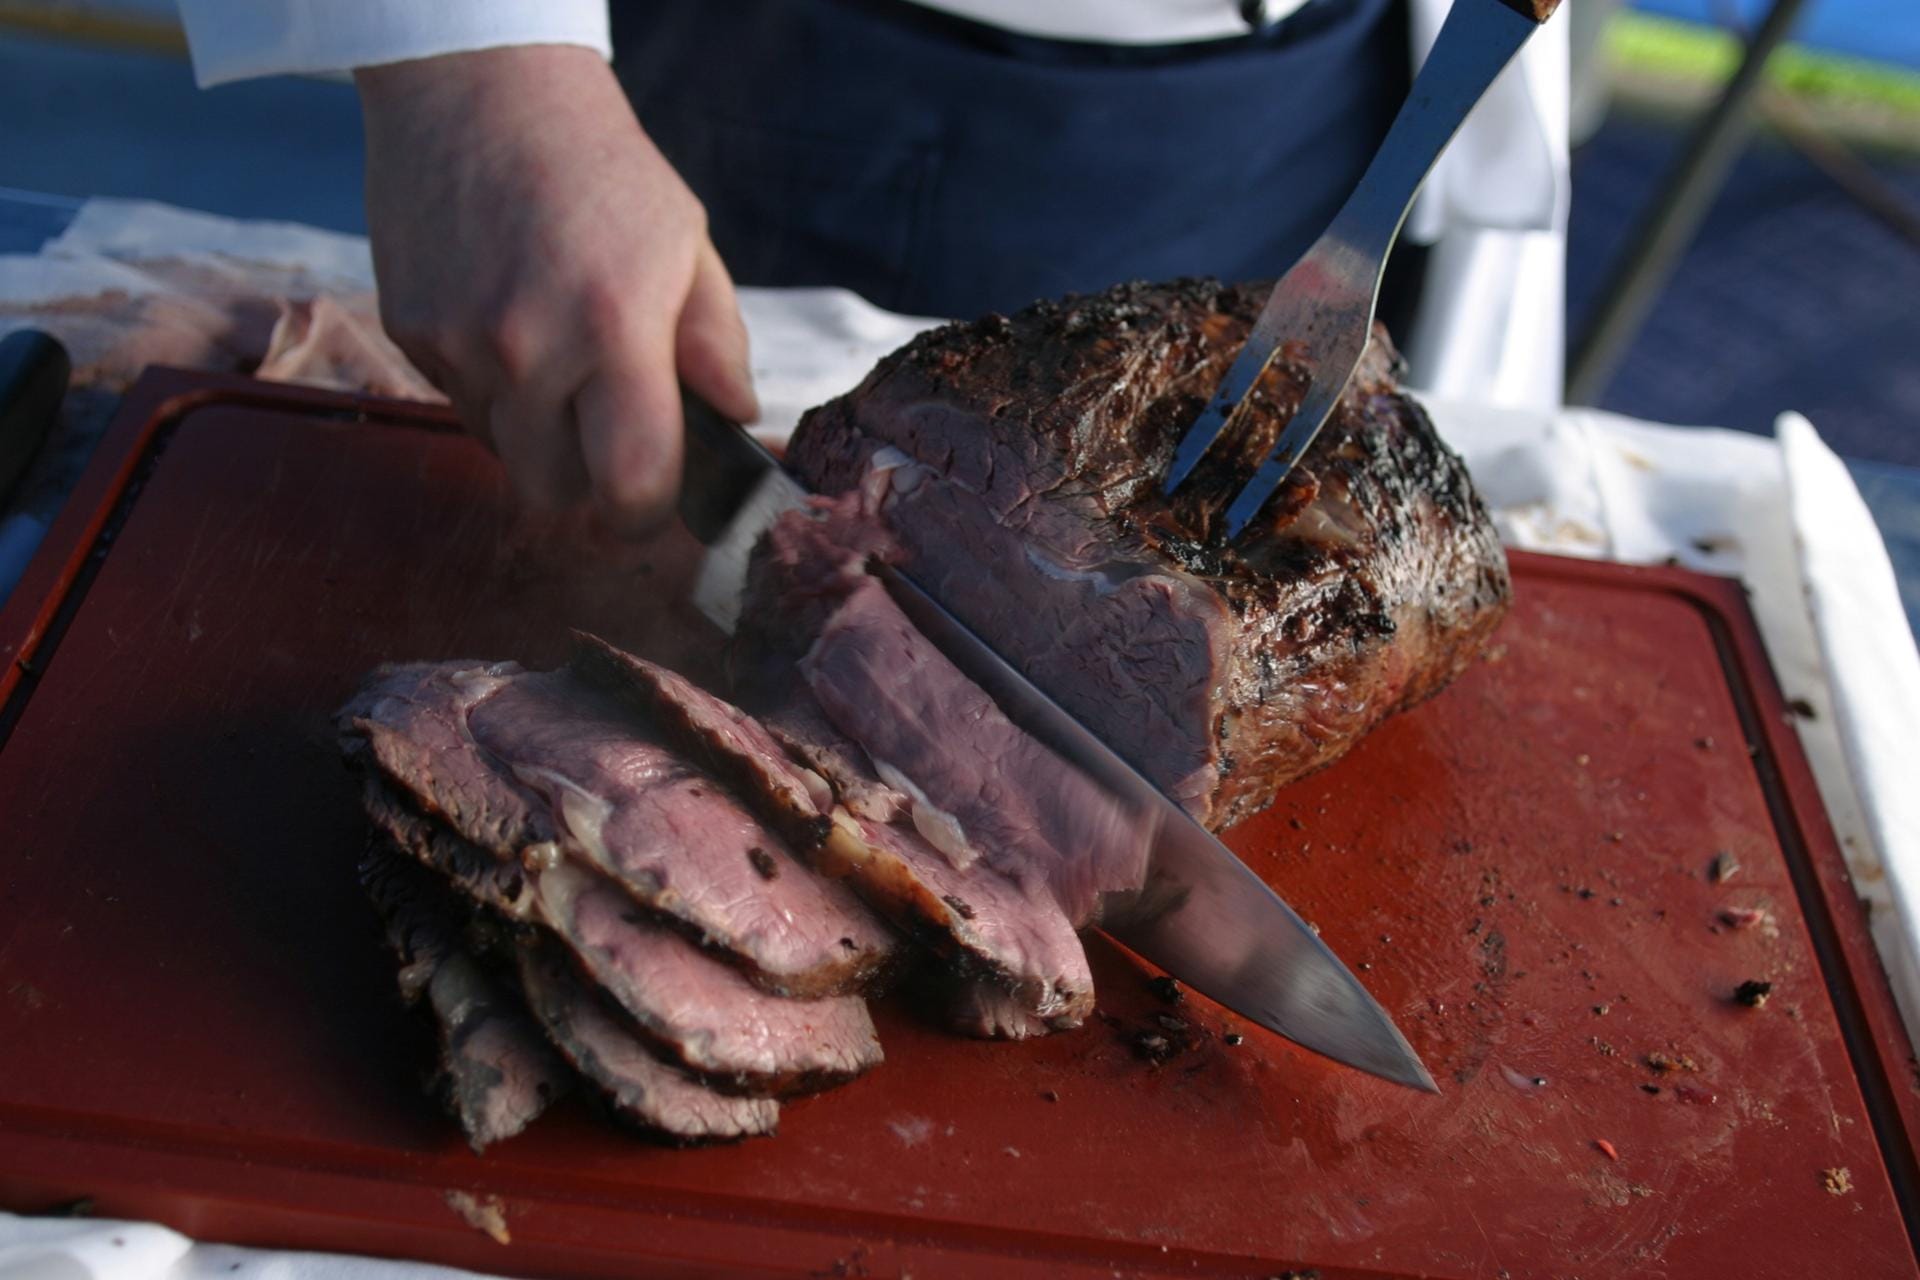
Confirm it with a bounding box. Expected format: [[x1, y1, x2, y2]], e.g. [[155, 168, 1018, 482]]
[[1492, 0, 1561, 23], [677, 388, 788, 544], [0, 329, 70, 512]]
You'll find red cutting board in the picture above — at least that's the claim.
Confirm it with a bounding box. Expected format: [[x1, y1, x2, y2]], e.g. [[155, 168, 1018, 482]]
[[3, 372, 1917, 1280]]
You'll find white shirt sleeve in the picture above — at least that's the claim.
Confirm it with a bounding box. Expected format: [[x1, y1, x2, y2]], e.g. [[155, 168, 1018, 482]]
[[176, 0, 612, 88]]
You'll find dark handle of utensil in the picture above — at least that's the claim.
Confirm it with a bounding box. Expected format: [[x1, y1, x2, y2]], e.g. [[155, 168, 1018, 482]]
[[677, 388, 786, 544], [0, 329, 70, 511], [1492, 0, 1562, 22]]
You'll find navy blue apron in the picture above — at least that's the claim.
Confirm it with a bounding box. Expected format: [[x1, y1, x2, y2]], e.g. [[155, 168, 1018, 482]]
[[613, 0, 1407, 320]]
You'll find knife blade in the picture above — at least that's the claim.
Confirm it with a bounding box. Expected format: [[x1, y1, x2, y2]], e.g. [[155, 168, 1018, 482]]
[[679, 396, 1436, 1093]]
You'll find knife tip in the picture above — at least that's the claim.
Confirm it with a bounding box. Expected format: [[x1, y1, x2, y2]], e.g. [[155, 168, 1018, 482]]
[[1408, 1061, 1442, 1095], [1365, 1039, 1441, 1094]]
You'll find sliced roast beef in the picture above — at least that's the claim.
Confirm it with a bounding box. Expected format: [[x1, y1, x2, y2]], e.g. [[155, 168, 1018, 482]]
[[341, 660, 894, 997], [535, 859, 882, 1095], [784, 279, 1510, 828], [798, 568, 1149, 924], [362, 780, 883, 1096], [755, 690, 1095, 1030], [569, 631, 835, 850], [736, 486, 1153, 931], [943, 976, 1057, 1041], [514, 939, 780, 1141], [823, 810, 1092, 1029], [360, 852, 569, 1150], [761, 693, 911, 825], [737, 496, 1149, 924], [342, 661, 551, 856], [562, 623, 1095, 1029], [362, 775, 537, 920], [465, 666, 895, 994]]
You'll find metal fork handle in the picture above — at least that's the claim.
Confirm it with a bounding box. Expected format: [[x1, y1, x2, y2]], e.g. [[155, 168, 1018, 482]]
[[1163, 0, 1552, 536], [1328, 0, 1549, 264]]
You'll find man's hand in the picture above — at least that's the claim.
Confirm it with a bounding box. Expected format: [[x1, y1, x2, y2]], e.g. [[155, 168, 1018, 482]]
[[356, 45, 757, 532]]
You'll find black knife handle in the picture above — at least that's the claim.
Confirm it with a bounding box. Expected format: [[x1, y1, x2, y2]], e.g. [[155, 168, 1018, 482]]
[[0, 329, 71, 511], [677, 388, 788, 544]]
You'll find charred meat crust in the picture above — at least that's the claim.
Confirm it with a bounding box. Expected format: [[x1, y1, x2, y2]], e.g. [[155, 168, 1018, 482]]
[[786, 277, 1510, 828]]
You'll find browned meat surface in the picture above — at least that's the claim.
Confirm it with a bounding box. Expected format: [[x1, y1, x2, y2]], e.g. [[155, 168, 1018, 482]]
[[786, 278, 1510, 828], [360, 852, 569, 1151], [514, 939, 780, 1141], [341, 660, 895, 997]]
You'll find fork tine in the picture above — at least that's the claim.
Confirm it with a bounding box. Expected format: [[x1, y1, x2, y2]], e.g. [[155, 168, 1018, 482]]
[[1222, 373, 1350, 539], [1162, 0, 1547, 530], [1163, 347, 1274, 494]]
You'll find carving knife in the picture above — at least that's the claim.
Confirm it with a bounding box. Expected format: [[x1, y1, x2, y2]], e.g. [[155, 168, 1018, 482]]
[[1162, 0, 1564, 537], [679, 398, 1437, 1093]]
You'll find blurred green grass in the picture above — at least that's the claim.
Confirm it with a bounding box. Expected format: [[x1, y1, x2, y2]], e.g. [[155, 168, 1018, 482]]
[[1609, 12, 1920, 115]]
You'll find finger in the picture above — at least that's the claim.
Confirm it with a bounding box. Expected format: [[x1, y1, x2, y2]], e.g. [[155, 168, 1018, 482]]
[[574, 341, 684, 536], [674, 238, 759, 424], [487, 379, 591, 511]]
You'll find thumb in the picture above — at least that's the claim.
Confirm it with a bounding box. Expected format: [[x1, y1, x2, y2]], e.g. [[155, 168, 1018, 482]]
[[675, 238, 759, 425]]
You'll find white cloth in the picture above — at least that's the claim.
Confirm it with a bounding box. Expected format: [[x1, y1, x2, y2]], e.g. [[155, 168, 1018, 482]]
[[1400, 0, 1571, 408], [176, 0, 613, 87], [175, 0, 1318, 83], [0, 1213, 500, 1280], [173, 0, 1571, 417], [904, 0, 1302, 42], [4, 196, 1920, 1280]]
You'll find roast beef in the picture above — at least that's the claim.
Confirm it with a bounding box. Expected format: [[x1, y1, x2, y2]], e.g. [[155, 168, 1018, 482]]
[[341, 660, 895, 997], [568, 607, 1098, 1031], [942, 976, 1057, 1042], [825, 810, 1093, 1031], [569, 632, 835, 851], [514, 938, 780, 1141], [783, 278, 1510, 828], [360, 852, 569, 1150], [536, 858, 883, 1095], [360, 772, 884, 1096], [799, 568, 1148, 924]]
